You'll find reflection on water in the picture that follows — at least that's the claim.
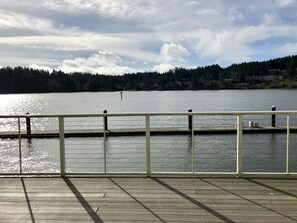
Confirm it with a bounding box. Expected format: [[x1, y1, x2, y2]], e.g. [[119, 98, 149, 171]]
[[21, 138, 60, 173], [195, 135, 237, 172], [0, 139, 20, 173], [242, 133, 289, 172], [151, 136, 193, 172], [1, 133, 296, 174], [0, 138, 60, 173], [0, 90, 297, 174], [65, 137, 104, 173], [1, 90, 297, 115]]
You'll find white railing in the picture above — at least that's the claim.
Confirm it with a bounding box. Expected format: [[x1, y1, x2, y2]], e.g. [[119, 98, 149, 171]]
[[0, 111, 297, 177]]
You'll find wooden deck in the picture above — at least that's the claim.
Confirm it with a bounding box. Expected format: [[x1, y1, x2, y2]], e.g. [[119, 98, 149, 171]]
[[0, 177, 296, 222]]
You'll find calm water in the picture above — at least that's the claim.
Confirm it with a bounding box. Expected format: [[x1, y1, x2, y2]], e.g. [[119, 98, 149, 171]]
[[0, 89, 297, 174], [1, 89, 297, 114]]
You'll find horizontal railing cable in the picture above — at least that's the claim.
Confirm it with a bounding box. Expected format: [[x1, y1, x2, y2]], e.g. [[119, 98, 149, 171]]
[[0, 111, 297, 177]]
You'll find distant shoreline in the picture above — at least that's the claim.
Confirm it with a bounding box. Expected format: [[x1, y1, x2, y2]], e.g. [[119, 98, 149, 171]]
[[1, 87, 297, 95], [1, 55, 296, 93]]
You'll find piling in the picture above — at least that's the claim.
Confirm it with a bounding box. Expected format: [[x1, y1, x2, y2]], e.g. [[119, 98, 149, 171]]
[[103, 110, 108, 131], [188, 109, 193, 131], [26, 112, 31, 135], [272, 106, 276, 127]]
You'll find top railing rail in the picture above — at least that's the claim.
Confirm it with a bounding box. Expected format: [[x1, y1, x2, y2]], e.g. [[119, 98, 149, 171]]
[[1, 110, 297, 118], [0, 110, 296, 177]]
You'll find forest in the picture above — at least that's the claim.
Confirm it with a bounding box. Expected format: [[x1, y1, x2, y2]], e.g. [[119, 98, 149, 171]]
[[0, 55, 296, 93]]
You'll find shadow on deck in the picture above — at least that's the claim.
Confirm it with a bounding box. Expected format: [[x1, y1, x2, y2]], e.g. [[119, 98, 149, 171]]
[[0, 177, 296, 222]]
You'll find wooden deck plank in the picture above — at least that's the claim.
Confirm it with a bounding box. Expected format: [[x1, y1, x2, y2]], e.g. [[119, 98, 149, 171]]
[[0, 177, 296, 222]]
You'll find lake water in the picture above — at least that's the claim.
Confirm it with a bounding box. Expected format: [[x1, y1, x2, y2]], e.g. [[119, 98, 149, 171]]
[[0, 89, 297, 174], [1, 89, 297, 114]]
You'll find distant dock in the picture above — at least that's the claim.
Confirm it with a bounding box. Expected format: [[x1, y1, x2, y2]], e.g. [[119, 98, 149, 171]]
[[1, 109, 297, 139], [1, 126, 296, 139], [1, 110, 297, 178]]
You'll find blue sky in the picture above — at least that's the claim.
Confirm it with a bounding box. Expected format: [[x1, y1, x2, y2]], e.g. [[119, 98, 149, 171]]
[[0, 0, 297, 75]]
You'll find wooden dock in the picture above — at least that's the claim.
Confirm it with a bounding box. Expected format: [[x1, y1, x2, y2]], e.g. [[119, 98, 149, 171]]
[[0, 177, 296, 222], [1, 126, 297, 138]]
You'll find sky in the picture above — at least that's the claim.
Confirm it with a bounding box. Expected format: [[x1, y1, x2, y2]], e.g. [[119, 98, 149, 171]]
[[0, 0, 297, 75]]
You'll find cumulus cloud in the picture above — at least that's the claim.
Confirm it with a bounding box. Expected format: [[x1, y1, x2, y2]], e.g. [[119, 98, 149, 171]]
[[160, 42, 190, 63], [179, 11, 297, 65], [58, 51, 142, 75], [153, 63, 175, 73], [227, 7, 244, 22], [262, 13, 280, 25], [30, 64, 53, 72], [0, 9, 89, 36], [80, 50, 122, 67], [0, 10, 50, 31], [1, 0, 297, 70], [182, 28, 251, 63], [196, 8, 220, 17], [187, 1, 199, 6], [0, 33, 161, 64], [275, 0, 296, 7], [44, 0, 165, 20], [281, 43, 297, 55]]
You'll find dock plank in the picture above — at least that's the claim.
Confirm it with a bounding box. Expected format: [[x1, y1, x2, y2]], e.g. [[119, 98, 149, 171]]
[[0, 177, 296, 222]]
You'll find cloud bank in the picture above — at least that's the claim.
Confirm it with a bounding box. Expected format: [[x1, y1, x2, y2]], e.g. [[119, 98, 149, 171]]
[[0, 0, 297, 73], [58, 51, 143, 75]]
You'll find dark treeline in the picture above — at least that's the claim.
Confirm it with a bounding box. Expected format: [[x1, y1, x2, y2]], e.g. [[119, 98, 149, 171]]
[[0, 55, 297, 93]]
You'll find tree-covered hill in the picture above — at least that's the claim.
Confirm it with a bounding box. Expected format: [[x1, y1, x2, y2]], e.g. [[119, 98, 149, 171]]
[[0, 55, 296, 93]]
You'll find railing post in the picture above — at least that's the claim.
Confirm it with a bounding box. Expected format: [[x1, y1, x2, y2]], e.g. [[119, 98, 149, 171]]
[[59, 117, 65, 177], [103, 119, 107, 174], [103, 110, 108, 131], [103, 110, 108, 173], [271, 106, 276, 127], [237, 114, 243, 178], [18, 118, 22, 174], [146, 115, 151, 177], [188, 109, 193, 131], [286, 115, 290, 174], [26, 112, 31, 135], [191, 115, 195, 175]]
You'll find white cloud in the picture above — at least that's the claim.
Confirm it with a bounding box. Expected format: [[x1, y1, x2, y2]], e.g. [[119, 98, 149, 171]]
[[196, 8, 220, 17], [187, 1, 199, 6], [182, 28, 251, 63], [153, 63, 175, 73], [282, 43, 297, 55], [30, 64, 53, 73], [275, 0, 296, 7], [0, 9, 88, 36], [179, 11, 297, 65], [44, 0, 161, 22], [82, 51, 121, 67], [0, 10, 49, 31], [160, 42, 189, 63], [58, 51, 143, 75], [0, 33, 161, 63], [0, 0, 297, 71], [0, 54, 60, 68], [43, 0, 226, 31], [262, 13, 280, 25], [227, 7, 244, 22]]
